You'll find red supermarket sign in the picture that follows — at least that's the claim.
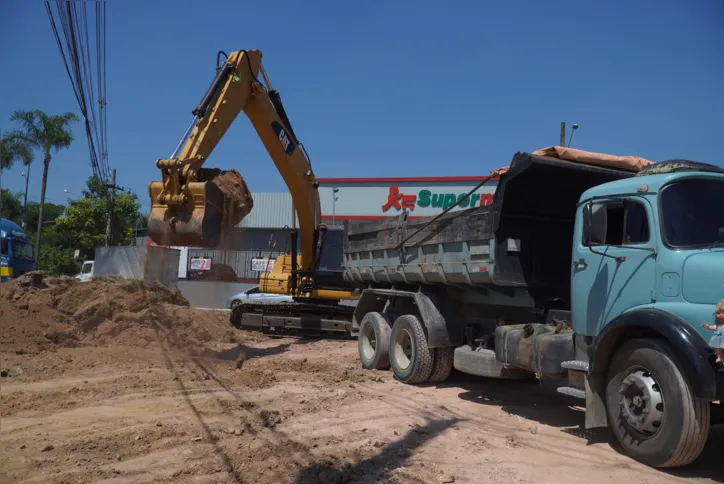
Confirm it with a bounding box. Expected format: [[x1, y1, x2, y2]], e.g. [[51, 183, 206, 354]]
[[382, 185, 493, 212]]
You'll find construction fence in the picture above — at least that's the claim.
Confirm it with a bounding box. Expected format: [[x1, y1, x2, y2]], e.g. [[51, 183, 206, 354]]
[[185, 248, 285, 283]]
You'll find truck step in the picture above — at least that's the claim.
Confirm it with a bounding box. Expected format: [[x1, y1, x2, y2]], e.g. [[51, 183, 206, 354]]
[[560, 360, 589, 372], [557, 386, 586, 400]]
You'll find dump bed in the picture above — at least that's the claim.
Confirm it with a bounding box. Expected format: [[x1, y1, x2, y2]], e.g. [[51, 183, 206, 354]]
[[343, 151, 633, 299]]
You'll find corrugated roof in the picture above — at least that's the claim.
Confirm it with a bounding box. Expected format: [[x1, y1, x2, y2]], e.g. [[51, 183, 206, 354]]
[[239, 192, 299, 228]]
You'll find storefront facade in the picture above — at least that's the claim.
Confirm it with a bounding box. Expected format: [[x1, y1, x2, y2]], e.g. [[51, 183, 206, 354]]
[[316, 176, 499, 223]]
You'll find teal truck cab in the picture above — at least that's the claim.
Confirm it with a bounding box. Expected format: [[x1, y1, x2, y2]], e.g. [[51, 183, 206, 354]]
[[345, 151, 724, 469], [1, 218, 36, 282]]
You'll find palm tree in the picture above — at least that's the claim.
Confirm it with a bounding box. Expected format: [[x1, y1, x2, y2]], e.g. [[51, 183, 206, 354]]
[[0, 133, 33, 170], [0, 134, 33, 221], [10, 109, 79, 263]]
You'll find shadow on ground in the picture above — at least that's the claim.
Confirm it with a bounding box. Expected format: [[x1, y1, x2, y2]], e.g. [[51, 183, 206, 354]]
[[443, 370, 588, 429], [154, 327, 463, 483], [433, 369, 724, 482], [293, 417, 459, 484]]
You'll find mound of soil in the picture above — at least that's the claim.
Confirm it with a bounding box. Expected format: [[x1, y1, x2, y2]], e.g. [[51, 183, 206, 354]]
[[0, 272, 240, 354]]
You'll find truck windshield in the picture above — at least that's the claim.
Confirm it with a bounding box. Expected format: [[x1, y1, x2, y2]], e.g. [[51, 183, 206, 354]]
[[81, 263, 93, 274], [11, 239, 34, 261], [660, 178, 724, 248]]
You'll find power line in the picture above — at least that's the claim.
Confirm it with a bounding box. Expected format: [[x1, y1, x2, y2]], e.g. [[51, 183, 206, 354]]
[[45, 1, 109, 183]]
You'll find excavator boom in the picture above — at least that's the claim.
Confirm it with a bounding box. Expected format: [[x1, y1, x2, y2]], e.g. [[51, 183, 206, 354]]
[[149, 48, 362, 336], [148, 50, 320, 271]]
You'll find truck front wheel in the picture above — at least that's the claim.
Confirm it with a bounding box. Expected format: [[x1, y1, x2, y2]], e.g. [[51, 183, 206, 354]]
[[389, 314, 434, 384], [605, 338, 710, 468]]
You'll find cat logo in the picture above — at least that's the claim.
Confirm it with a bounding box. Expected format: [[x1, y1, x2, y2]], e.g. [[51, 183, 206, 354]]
[[271, 121, 295, 155]]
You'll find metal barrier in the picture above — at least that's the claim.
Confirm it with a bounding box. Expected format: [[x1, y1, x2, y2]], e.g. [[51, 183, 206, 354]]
[[187, 249, 283, 282], [93, 246, 180, 288]]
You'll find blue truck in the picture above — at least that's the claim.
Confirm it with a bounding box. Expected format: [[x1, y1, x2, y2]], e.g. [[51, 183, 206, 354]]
[[345, 152, 724, 469], [0, 218, 36, 282]]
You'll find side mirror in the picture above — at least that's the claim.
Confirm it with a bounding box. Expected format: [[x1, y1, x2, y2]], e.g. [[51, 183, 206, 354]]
[[583, 202, 607, 245]]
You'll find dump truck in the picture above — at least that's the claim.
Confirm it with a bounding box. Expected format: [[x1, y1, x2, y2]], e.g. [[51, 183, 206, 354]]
[[346, 149, 724, 469]]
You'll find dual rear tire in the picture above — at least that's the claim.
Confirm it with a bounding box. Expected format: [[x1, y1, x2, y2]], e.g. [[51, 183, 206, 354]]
[[358, 312, 453, 384]]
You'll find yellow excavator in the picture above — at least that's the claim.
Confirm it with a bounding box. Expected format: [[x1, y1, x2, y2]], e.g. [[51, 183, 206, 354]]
[[147, 49, 361, 335]]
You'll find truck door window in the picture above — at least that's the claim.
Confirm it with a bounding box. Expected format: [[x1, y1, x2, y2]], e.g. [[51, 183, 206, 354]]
[[584, 200, 649, 246], [623, 201, 649, 244], [1, 238, 7, 255]]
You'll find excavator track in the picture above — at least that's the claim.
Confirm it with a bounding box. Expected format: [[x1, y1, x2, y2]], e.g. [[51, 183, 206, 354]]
[[230, 300, 356, 339]]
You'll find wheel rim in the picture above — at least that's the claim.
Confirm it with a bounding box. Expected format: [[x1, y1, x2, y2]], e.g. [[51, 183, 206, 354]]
[[231, 300, 241, 309], [618, 367, 665, 436], [361, 323, 377, 360], [394, 329, 413, 370]]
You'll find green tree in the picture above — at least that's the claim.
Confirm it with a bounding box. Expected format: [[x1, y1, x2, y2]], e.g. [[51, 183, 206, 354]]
[[0, 134, 33, 222], [54, 175, 142, 255], [0, 189, 23, 223], [0, 133, 33, 170], [9, 109, 79, 263], [23, 201, 65, 236], [38, 245, 82, 276]]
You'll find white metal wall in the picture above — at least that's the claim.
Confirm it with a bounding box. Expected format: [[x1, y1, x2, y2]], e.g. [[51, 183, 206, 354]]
[[317, 180, 498, 218]]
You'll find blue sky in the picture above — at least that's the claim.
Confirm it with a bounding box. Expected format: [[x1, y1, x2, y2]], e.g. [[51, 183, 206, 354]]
[[1, 0, 722, 213]]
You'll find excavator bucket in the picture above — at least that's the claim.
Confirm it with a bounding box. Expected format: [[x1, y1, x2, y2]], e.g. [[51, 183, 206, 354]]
[[147, 169, 253, 247]]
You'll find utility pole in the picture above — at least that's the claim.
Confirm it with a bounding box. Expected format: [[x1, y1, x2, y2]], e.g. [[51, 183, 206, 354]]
[[105, 169, 120, 247], [0, 129, 3, 222], [21, 169, 30, 228], [560, 122, 566, 147]]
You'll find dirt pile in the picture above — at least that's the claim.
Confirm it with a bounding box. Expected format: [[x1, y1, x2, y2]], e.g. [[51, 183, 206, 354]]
[[0, 272, 236, 354], [198, 168, 254, 226]]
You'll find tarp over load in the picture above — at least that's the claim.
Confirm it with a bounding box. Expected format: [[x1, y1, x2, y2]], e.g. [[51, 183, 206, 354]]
[[530, 146, 655, 172], [488, 147, 655, 179]]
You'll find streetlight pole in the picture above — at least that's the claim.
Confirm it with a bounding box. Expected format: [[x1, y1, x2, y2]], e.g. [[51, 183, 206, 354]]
[[21, 170, 30, 228], [567, 123, 579, 148]]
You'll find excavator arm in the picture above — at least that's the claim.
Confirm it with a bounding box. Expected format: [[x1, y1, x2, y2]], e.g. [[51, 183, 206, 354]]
[[148, 49, 320, 273]]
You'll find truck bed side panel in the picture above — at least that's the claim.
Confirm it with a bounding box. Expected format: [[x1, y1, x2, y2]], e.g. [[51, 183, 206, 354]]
[[344, 152, 633, 305]]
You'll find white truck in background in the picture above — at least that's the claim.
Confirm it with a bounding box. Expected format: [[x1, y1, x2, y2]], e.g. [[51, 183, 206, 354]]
[[76, 260, 94, 282]]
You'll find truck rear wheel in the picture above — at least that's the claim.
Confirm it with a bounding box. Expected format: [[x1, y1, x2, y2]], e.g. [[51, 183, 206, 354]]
[[389, 314, 434, 384], [605, 338, 710, 468], [358, 312, 392, 370], [428, 347, 455, 383]]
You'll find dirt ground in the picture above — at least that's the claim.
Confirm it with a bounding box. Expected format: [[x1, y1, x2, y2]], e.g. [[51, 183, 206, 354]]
[[1, 274, 722, 484]]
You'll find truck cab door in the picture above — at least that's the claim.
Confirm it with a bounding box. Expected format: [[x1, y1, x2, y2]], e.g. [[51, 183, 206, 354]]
[[571, 196, 657, 337]]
